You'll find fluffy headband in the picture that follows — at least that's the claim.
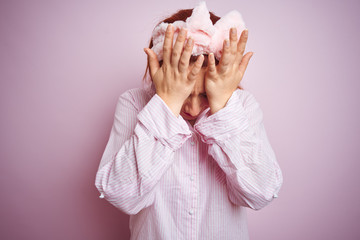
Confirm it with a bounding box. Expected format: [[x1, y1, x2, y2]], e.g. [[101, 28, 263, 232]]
[[151, 1, 246, 61]]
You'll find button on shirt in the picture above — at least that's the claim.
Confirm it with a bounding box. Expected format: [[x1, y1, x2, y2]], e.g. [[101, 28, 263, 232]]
[[95, 87, 283, 240]]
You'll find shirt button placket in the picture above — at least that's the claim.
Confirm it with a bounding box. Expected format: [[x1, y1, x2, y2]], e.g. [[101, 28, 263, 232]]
[[190, 132, 198, 240], [190, 175, 195, 181], [190, 133, 197, 146], [188, 208, 194, 215]]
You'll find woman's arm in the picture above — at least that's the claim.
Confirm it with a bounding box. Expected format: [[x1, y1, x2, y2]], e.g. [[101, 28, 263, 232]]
[[195, 89, 283, 210], [95, 89, 192, 215], [96, 24, 204, 215], [197, 27, 282, 210]]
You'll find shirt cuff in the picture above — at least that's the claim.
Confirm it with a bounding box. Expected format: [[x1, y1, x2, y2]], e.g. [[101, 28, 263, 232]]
[[194, 89, 249, 145], [137, 94, 192, 150]]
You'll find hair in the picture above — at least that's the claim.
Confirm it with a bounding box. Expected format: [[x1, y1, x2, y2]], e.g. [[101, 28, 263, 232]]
[[143, 8, 244, 90]]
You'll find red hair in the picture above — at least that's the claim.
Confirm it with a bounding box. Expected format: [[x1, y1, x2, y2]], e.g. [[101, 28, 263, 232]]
[[143, 8, 244, 90]]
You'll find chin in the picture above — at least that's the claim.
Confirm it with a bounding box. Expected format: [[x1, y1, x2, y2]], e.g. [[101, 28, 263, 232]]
[[182, 116, 197, 127]]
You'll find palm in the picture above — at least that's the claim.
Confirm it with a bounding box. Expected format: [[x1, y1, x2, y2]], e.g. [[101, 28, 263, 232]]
[[204, 28, 253, 114]]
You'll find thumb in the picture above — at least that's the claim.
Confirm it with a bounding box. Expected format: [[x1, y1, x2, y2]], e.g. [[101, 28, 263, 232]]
[[144, 48, 160, 79], [239, 52, 253, 75]]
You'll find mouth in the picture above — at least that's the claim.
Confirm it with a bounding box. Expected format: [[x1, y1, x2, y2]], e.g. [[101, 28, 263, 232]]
[[181, 111, 197, 120]]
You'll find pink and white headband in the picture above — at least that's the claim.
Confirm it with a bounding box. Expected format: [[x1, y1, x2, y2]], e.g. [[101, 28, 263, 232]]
[[151, 1, 247, 61]]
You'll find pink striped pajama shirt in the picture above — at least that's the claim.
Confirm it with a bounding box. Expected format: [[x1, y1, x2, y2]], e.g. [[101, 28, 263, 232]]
[[95, 86, 283, 240]]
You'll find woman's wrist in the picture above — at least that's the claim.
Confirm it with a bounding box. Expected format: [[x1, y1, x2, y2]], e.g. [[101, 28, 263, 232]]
[[208, 94, 232, 115], [157, 93, 184, 117]]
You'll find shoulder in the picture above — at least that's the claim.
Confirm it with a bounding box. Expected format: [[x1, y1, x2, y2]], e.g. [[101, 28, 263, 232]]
[[233, 89, 264, 122], [233, 88, 261, 109], [117, 87, 155, 112]]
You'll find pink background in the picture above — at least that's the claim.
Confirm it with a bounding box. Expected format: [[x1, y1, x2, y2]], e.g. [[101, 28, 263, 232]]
[[1, 0, 359, 239]]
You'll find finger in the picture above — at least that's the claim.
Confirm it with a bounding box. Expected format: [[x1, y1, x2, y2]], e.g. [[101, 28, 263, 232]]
[[235, 29, 249, 66], [239, 52, 253, 75], [218, 39, 231, 74], [144, 48, 160, 79], [163, 24, 174, 66], [171, 28, 187, 68], [229, 27, 238, 57], [188, 54, 204, 82], [207, 52, 217, 76], [178, 37, 194, 73]]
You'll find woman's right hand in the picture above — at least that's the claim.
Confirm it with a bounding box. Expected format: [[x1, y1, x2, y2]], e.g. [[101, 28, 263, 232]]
[[144, 24, 204, 117]]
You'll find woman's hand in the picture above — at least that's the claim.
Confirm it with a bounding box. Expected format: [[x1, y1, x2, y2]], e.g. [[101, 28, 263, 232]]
[[144, 24, 204, 117], [205, 28, 254, 114]]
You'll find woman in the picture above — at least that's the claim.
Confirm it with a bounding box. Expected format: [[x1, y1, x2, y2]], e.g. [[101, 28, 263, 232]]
[[95, 2, 283, 239]]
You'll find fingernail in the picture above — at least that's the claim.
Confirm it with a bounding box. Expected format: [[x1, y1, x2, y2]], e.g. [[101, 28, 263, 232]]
[[231, 27, 237, 35], [143, 48, 147, 53], [180, 28, 187, 36], [187, 38, 193, 45], [225, 39, 230, 47]]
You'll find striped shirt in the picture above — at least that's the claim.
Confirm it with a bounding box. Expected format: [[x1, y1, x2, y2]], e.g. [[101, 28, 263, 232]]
[[95, 86, 283, 240]]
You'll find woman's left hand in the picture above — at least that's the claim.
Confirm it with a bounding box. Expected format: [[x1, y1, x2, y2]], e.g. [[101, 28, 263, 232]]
[[205, 28, 253, 114]]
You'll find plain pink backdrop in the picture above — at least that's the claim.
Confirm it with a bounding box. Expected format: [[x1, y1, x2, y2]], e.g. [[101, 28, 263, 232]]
[[1, 0, 359, 239]]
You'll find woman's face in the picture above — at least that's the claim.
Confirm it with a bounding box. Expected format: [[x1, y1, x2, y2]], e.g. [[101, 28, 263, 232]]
[[180, 66, 209, 126]]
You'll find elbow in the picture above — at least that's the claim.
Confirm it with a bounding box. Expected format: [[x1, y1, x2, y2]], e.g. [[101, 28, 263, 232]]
[[251, 175, 283, 210], [95, 175, 154, 215], [231, 189, 280, 211], [248, 157, 284, 210], [228, 177, 283, 211], [250, 190, 281, 211], [95, 182, 146, 215]]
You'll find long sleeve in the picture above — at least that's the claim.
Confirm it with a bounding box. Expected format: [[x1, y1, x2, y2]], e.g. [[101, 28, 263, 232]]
[[95, 89, 192, 215], [194, 89, 283, 210]]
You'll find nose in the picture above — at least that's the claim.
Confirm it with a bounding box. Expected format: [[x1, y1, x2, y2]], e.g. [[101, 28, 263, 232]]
[[185, 96, 202, 117]]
